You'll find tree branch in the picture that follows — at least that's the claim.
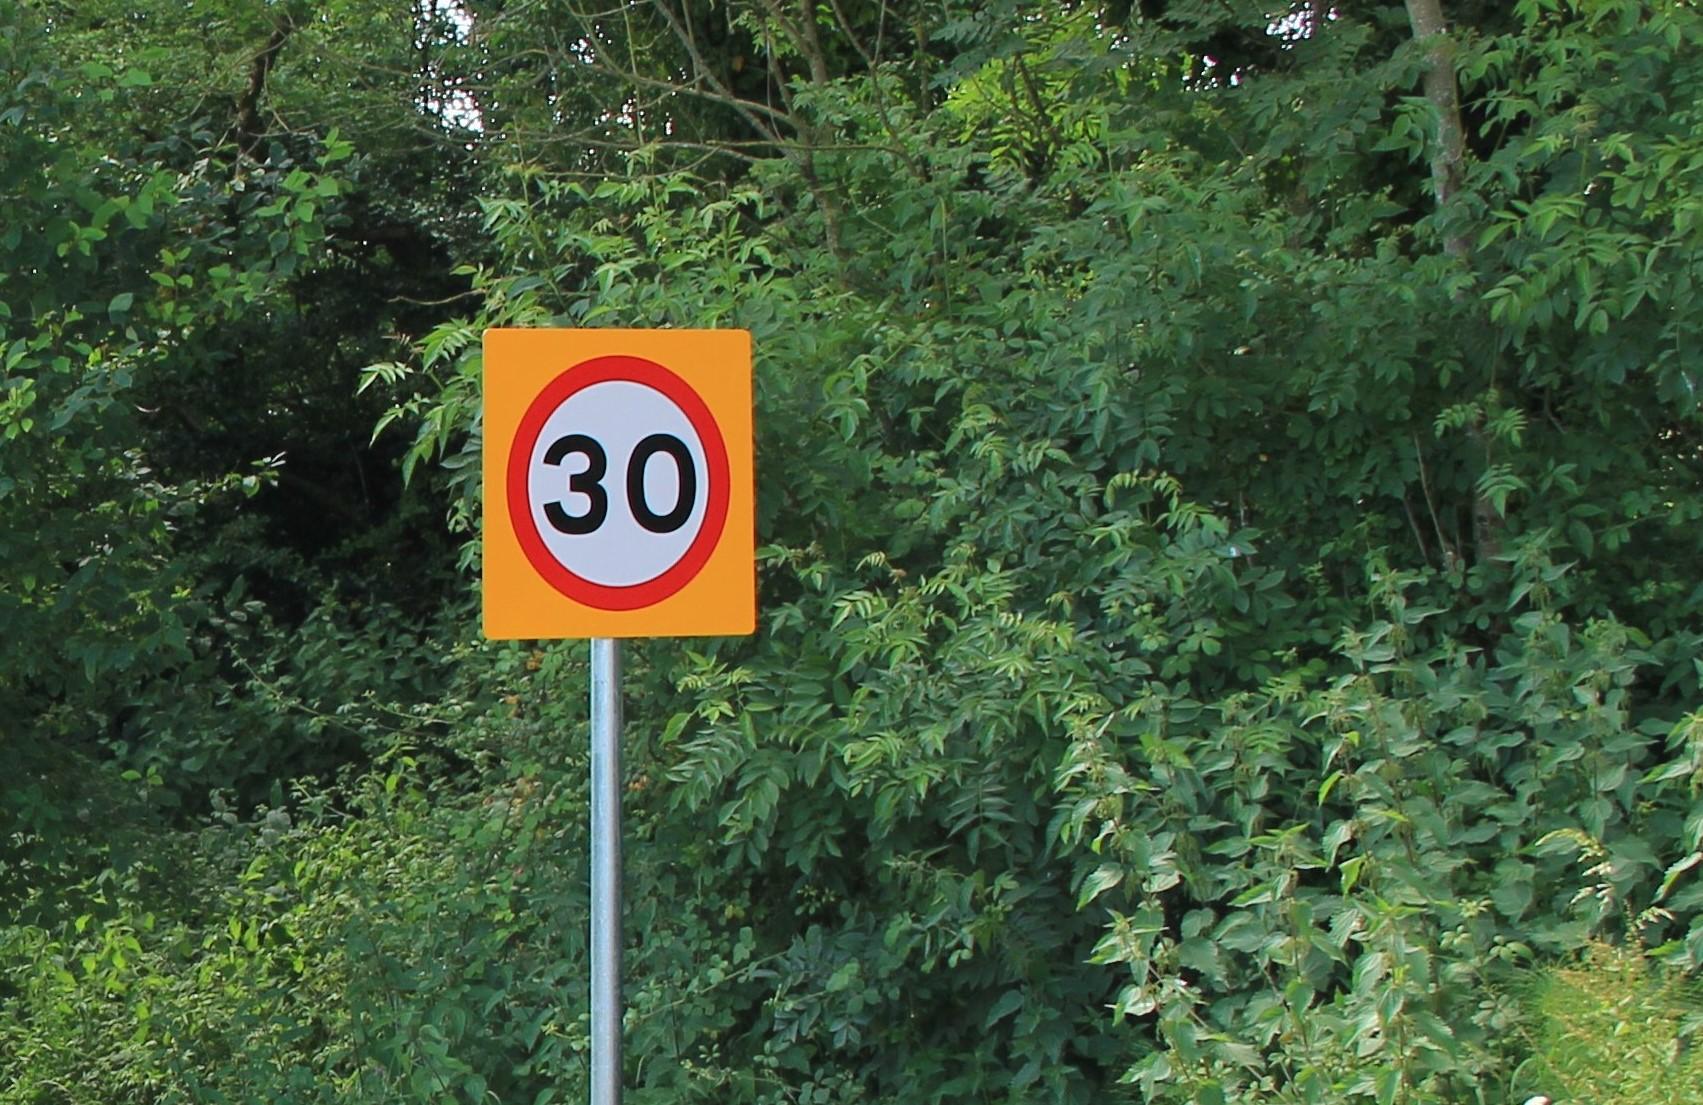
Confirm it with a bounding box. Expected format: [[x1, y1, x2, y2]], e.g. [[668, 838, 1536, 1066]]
[[825, 0, 925, 180], [1411, 430, 1456, 566], [793, 0, 832, 87], [648, 0, 787, 146], [236, 15, 297, 159], [650, 0, 850, 263]]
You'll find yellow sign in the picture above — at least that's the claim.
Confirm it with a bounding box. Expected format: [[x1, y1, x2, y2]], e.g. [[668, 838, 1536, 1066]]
[[483, 329, 754, 639]]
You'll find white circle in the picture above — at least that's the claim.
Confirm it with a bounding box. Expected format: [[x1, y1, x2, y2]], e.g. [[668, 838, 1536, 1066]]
[[525, 380, 709, 587]]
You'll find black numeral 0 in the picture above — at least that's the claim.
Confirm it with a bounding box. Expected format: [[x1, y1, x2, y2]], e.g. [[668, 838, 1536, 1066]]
[[627, 433, 696, 534], [542, 432, 696, 536]]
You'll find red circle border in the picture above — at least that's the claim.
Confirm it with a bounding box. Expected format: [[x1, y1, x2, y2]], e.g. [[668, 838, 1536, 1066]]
[[507, 354, 731, 611]]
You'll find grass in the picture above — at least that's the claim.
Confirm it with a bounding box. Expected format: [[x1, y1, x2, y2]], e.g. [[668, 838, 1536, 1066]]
[[1514, 942, 1703, 1105]]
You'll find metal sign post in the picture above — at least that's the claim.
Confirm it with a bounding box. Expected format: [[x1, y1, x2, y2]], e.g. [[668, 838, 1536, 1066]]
[[590, 637, 622, 1105], [482, 329, 754, 1105]]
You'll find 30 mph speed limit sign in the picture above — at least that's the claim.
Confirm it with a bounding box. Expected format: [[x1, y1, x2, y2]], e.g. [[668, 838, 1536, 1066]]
[[483, 329, 754, 639]]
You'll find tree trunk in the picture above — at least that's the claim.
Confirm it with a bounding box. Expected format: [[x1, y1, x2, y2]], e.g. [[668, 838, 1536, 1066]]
[[235, 16, 296, 158], [1404, 0, 1468, 260]]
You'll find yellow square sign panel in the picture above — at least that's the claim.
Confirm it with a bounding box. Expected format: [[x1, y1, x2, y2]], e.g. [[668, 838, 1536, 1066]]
[[483, 328, 754, 639]]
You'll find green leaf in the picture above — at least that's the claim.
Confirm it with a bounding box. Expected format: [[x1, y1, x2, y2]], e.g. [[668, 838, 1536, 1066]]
[[984, 988, 1024, 1029], [1654, 852, 1702, 903], [1077, 862, 1124, 908]]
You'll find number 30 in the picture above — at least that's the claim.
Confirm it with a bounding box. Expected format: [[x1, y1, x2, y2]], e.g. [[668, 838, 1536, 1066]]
[[543, 432, 697, 535]]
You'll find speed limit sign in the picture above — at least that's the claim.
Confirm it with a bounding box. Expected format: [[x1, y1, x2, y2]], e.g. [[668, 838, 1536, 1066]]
[[482, 329, 754, 638]]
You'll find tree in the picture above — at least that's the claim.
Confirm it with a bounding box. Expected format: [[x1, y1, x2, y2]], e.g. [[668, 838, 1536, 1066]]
[[388, 1, 1703, 1100], [1, 0, 475, 905], [5, 2, 1702, 1102]]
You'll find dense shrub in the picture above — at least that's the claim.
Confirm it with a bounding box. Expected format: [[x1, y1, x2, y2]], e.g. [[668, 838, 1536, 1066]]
[[5, 2, 1703, 1103]]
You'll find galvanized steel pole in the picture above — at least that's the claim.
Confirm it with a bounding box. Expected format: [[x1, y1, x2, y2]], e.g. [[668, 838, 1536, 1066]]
[[589, 638, 622, 1105]]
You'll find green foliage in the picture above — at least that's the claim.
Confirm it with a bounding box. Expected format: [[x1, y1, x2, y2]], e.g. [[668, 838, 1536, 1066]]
[[0, 2, 303, 901], [383, 1, 1703, 1100], [0, 747, 563, 1105], [2, 0, 467, 910], [7, 1, 1703, 1103], [1513, 942, 1703, 1105]]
